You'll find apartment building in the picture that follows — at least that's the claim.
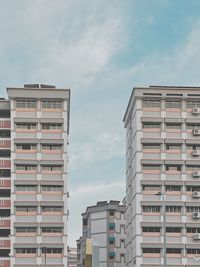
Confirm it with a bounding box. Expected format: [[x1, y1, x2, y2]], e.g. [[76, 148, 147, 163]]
[[77, 201, 126, 267], [0, 98, 11, 267], [124, 86, 200, 267], [0, 84, 70, 267], [67, 247, 77, 267]]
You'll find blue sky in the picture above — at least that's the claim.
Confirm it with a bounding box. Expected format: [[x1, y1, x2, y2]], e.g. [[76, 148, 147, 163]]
[[0, 0, 200, 246]]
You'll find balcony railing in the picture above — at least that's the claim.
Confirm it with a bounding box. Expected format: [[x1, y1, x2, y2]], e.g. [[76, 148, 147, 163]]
[[0, 121, 10, 129], [0, 141, 10, 149]]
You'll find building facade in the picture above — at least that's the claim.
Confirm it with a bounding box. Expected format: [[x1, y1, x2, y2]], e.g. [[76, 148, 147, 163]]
[[0, 84, 70, 267], [124, 86, 200, 267], [67, 247, 77, 267], [77, 201, 126, 267]]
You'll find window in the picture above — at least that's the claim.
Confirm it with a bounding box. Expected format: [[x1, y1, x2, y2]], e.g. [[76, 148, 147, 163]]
[[143, 185, 161, 191], [143, 100, 161, 108], [143, 122, 161, 129], [0, 169, 10, 177], [16, 123, 36, 130], [41, 206, 63, 212], [109, 237, 115, 245], [186, 165, 200, 171], [187, 101, 200, 108], [109, 251, 115, 260], [165, 206, 181, 213], [166, 101, 181, 109], [83, 218, 87, 226], [16, 100, 36, 109], [187, 249, 200, 254], [187, 228, 200, 233], [187, 123, 200, 129], [165, 185, 181, 192], [41, 185, 63, 192], [41, 248, 63, 254], [42, 165, 62, 171], [142, 227, 160, 233], [16, 185, 37, 192], [166, 144, 181, 150], [166, 165, 181, 171], [42, 144, 62, 150], [16, 144, 36, 150], [186, 186, 200, 192], [16, 165, 37, 171], [143, 144, 160, 150], [16, 227, 37, 233], [187, 145, 200, 150], [15, 248, 36, 254], [42, 124, 62, 130], [16, 206, 37, 212], [42, 101, 62, 109], [41, 227, 63, 233], [143, 206, 161, 213], [109, 211, 115, 216], [0, 130, 10, 138], [187, 206, 200, 213], [166, 227, 181, 233], [142, 248, 160, 254], [165, 123, 181, 130], [166, 248, 181, 254], [109, 223, 115, 231], [143, 165, 160, 171]]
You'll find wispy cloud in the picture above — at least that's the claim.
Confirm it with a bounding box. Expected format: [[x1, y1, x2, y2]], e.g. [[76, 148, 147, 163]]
[[70, 131, 124, 171]]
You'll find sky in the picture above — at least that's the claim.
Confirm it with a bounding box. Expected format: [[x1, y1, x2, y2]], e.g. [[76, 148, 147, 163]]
[[0, 0, 200, 246]]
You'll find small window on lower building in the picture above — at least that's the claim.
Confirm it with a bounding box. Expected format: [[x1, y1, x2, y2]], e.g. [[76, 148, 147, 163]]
[[109, 251, 115, 260], [109, 211, 115, 216], [108, 223, 115, 231]]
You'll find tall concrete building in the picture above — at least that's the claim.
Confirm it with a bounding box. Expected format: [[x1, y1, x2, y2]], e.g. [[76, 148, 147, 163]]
[[124, 86, 200, 267], [77, 201, 126, 267], [0, 84, 70, 267]]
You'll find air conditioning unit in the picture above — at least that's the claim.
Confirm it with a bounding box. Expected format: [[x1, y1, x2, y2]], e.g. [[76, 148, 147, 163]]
[[193, 107, 200, 114], [193, 212, 200, 219], [193, 171, 200, 177], [193, 233, 200, 240], [193, 191, 200, 198], [193, 128, 200, 136], [192, 150, 200, 157]]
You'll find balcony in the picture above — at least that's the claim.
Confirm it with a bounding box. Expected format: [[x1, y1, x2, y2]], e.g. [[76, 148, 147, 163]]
[[0, 131, 10, 139], [0, 200, 10, 208], [0, 121, 10, 130], [0, 260, 10, 267], [0, 240, 10, 248], [0, 161, 10, 169], [0, 219, 10, 228], [0, 180, 11, 188], [0, 141, 10, 149], [0, 229, 10, 237], [0, 249, 10, 258]]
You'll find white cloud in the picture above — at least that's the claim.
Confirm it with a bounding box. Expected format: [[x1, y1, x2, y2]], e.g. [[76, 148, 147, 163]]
[[68, 180, 125, 246], [120, 18, 200, 86], [34, 15, 126, 88], [70, 131, 124, 171]]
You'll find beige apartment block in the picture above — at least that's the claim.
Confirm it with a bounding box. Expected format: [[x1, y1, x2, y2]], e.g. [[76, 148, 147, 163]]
[[124, 86, 200, 267], [77, 201, 126, 267], [0, 84, 70, 267]]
